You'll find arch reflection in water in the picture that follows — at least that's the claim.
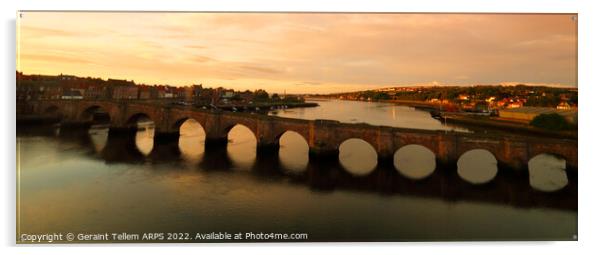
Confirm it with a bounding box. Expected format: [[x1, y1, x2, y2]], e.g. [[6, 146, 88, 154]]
[[457, 149, 497, 184], [227, 124, 257, 169], [178, 119, 206, 164], [393, 144, 436, 180], [528, 154, 568, 192], [88, 124, 109, 153], [135, 120, 155, 156], [278, 131, 309, 174], [338, 138, 377, 176]]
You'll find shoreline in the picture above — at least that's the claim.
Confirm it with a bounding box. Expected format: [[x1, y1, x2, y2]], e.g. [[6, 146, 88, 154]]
[[440, 113, 577, 140], [309, 97, 577, 140], [214, 102, 318, 111]]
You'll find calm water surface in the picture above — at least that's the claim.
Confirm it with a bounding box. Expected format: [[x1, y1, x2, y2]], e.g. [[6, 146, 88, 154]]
[[17, 100, 577, 242]]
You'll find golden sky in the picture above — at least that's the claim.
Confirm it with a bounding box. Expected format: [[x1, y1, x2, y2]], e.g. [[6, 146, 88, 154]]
[[17, 12, 577, 93]]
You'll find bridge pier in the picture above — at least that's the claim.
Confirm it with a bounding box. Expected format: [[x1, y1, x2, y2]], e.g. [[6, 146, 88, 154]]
[[205, 137, 228, 147], [252, 144, 282, 174], [59, 120, 93, 129], [376, 155, 395, 170], [308, 145, 339, 158], [307, 152, 340, 189], [256, 142, 280, 155], [154, 131, 180, 144], [200, 140, 232, 170]]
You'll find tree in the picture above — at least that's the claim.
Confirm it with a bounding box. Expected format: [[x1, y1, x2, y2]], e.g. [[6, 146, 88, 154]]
[[253, 89, 269, 101], [530, 113, 571, 131], [569, 93, 578, 105]]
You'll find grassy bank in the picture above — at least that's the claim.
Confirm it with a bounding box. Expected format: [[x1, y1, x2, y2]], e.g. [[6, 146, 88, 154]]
[[441, 113, 577, 140]]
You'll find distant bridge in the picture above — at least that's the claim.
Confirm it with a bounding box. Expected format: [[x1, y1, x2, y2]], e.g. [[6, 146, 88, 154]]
[[29, 99, 577, 170]]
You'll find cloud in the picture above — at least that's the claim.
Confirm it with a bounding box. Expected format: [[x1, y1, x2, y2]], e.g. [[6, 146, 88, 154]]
[[186, 45, 207, 50], [189, 55, 216, 63], [17, 12, 577, 93], [238, 65, 283, 74], [19, 26, 81, 37], [19, 53, 92, 64]]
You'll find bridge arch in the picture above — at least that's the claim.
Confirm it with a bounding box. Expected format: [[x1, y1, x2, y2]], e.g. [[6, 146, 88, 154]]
[[528, 153, 569, 192], [125, 112, 154, 128], [393, 144, 437, 180], [40, 104, 63, 120], [277, 130, 310, 173], [80, 105, 111, 123], [338, 138, 378, 176], [528, 142, 577, 170], [457, 149, 498, 184], [171, 117, 206, 134], [275, 130, 309, 147], [223, 122, 259, 143]]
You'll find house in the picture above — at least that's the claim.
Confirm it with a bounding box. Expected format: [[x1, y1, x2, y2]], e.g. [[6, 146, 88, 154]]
[[61, 90, 83, 100], [507, 101, 523, 108], [112, 85, 139, 99], [138, 86, 151, 100], [557, 101, 572, 110], [43, 86, 62, 100], [220, 89, 235, 103], [84, 85, 105, 99]]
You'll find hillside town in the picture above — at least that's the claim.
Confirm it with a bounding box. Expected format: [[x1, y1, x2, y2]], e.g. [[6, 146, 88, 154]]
[[16, 72, 307, 109], [318, 85, 578, 112]]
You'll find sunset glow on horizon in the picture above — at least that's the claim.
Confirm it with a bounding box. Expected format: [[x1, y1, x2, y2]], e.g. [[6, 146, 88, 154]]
[[17, 12, 577, 93]]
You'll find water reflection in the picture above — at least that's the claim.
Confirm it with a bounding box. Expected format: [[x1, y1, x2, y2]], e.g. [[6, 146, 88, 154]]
[[457, 149, 498, 184], [88, 125, 109, 153], [278, 131, 309, 174], [394, 145, 436, 180], [135, 121, 155, 156], [178, 119, 206, 164], [528, 154, 569, 192], [227, 124, 257, 169], [338, 138, 378, 176], [270, 99, 468, 132], [17, 124, 577, 241]]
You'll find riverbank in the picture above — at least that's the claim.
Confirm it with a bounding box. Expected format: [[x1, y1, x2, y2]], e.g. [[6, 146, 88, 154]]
[[440, 113, 577, 140], [313, 98, 577, 139], [213, 101, 318, 111], [310, 97, 442, 110], [386, 99, 441, 110]]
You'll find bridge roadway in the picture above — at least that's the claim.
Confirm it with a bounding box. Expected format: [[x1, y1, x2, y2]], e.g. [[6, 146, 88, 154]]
[[32, 99, 578, 170]]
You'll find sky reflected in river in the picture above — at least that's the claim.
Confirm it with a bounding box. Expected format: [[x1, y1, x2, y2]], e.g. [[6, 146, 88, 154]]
[[88, 125, 108, 153], [394, 145, 437, 180], [457, 149, 498, 184], [338, 138, 378, 176], [278, 131, 309, 174], [529, 154, 569, 192], [271, 99, 467, 132], [178, 119, 206, 165], [135, 121, 155, 156], [227, 124, 257, 169]]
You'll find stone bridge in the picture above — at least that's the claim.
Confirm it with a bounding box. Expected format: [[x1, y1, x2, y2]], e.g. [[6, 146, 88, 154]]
[[31, 99, 578, 170]]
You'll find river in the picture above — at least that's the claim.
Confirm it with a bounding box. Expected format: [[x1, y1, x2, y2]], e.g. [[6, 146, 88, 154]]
[[16, 99, 577, 242]]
